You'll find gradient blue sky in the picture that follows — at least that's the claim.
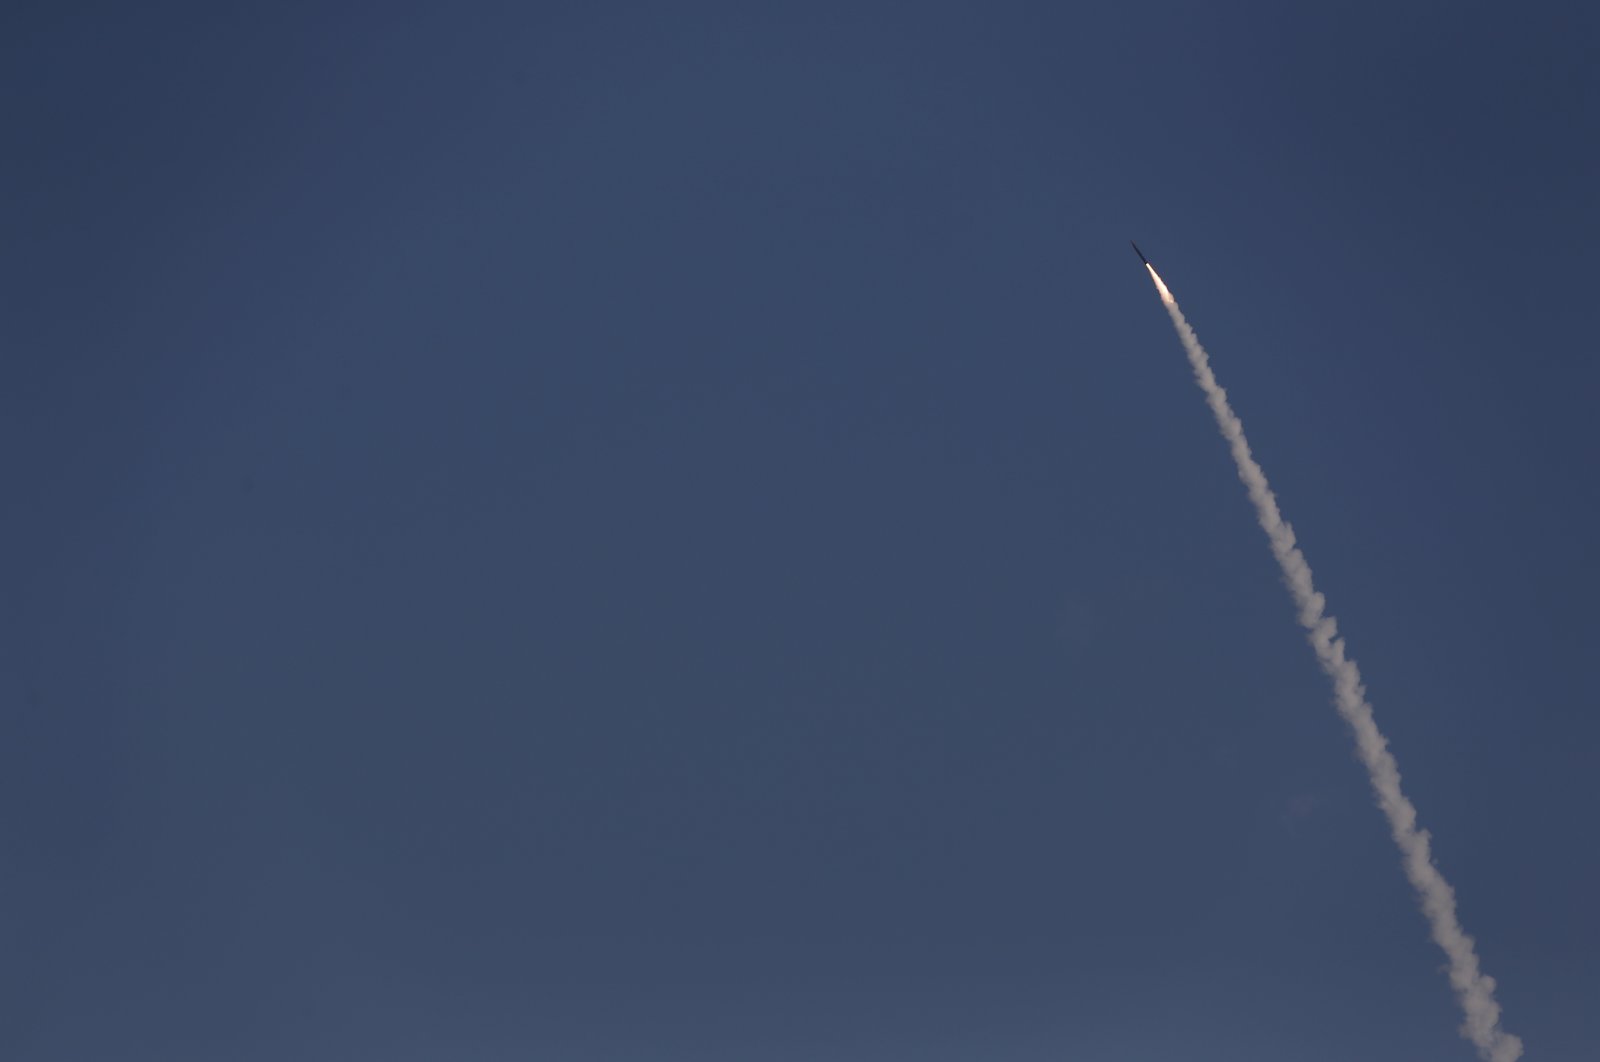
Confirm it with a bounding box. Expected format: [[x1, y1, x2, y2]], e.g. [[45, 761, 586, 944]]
[[4, 2, 1597, 1059]]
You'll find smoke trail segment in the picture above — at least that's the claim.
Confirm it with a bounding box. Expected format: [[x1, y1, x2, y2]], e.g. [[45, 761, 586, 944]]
[[1142, 261, 1522, 1062]]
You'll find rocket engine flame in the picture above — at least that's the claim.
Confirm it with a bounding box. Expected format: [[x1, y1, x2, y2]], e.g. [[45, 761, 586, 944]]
[[1147, 263, 1174, 305], [1143, 261, 1522, 1062]]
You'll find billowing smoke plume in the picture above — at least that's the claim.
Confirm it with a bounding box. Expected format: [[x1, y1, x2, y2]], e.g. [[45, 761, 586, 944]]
[[1144, 264, 1522, 1062]]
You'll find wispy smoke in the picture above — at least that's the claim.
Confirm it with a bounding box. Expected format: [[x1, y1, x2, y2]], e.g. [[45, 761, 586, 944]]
[[1145, 264, 1522, 1062]]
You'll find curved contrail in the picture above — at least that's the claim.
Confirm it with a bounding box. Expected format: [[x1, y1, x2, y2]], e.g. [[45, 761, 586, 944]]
[[1143, 262, 1522, 1062]]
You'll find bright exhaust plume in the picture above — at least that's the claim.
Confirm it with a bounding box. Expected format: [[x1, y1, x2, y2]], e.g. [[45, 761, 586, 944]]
[[1145, 263, 1522, 1062]]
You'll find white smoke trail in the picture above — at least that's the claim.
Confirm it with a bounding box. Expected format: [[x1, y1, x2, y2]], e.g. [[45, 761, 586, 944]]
[[1144, 264, 1522, 1062]]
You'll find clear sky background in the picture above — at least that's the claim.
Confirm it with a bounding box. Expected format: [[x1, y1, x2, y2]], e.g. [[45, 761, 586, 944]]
[[4, 2, 1596, 1059]]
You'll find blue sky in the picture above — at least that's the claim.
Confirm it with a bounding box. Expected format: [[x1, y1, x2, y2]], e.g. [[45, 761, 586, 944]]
[[4, 2, 1597, 1059]]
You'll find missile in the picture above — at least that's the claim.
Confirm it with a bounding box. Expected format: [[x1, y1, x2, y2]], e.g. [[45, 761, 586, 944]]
[[1130, 241, 1150, 266]]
